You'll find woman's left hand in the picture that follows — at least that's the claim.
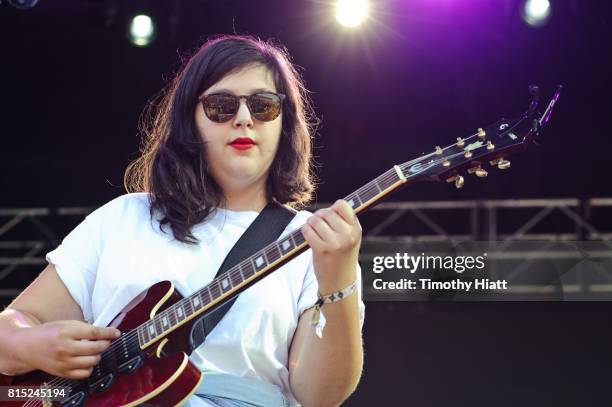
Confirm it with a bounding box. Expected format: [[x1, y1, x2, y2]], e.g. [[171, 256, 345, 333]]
[[302, 199, 362, 294]]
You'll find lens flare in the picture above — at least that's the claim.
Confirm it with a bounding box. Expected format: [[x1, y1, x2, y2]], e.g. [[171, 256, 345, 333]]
[[522, 0, 551, 27], [128, 14, 156, 47], [336, 0, 369, 28]]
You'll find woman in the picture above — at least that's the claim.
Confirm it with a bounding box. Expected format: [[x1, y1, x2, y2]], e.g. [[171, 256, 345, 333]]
[[0, 35, 364, 406]]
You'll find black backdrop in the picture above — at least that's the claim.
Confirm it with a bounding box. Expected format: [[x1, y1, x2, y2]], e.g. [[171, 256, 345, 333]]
[[1, 1, 612, 405]]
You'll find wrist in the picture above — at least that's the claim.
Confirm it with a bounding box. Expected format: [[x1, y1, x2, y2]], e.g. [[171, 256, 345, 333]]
[[12, 326, 36, 371], [0, 326, 35, 376], [315, 262, 358, 295], [317, 275, 356, 295]]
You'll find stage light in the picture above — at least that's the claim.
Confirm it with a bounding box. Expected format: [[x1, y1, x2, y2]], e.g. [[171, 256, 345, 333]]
[[335, 0, 369, 28], [6, 0, 38, 10], [128, 14, 156, 47], [522, 0, 551, 27]]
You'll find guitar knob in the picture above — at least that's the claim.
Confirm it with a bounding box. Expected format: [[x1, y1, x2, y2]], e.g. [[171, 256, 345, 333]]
[[497, 159, 511, 170], [455, 175, 464, 188], [475, 168, 488, 177], [467, 166, 488, 177], [446, 175, 464, 189]]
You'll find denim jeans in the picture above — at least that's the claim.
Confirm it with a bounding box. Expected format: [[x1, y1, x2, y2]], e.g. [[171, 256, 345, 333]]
[[183, 371, 290, 407]]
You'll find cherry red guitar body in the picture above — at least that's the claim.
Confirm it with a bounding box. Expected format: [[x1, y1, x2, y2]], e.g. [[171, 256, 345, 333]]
[[0, 281, 204, 406]]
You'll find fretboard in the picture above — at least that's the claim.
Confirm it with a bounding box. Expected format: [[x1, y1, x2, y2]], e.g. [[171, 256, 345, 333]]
[[137, 167, 404, 347]]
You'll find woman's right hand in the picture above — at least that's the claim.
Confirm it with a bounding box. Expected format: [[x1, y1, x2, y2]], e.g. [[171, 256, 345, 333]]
[[16, 320, 120, 380]]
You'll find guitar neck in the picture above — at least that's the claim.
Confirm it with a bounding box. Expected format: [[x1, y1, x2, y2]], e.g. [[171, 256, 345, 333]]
[[136, 166, 407, 348]]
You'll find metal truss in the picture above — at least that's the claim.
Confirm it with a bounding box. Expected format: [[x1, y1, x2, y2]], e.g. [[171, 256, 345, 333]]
[[1, 199, 611, 302], [353, 198, 612, 242], [320, 198, 612, 300], [0, 207, 91, 301]]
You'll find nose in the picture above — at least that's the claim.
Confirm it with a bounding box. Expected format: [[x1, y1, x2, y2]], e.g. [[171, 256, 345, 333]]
[[232, 98, 253, 129]]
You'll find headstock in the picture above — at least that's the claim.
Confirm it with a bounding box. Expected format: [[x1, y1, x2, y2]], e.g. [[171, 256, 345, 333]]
[[399, 85, 562, 188]]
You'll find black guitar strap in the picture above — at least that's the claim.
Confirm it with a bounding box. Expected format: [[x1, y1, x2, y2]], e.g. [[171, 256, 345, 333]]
[[189, 201, 297, 352]]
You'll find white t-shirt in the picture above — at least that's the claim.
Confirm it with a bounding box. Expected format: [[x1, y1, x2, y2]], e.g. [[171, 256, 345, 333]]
[[46, 193, 364, 405]]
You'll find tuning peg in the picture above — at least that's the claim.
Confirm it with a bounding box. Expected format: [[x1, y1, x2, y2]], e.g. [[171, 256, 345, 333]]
[[464, 150, 473, 158], [486, 140, 495, 150], [468, 166, 488, 177], [497, 159, 511, 170], [456, 137, 465, 147], [477, 128, 486, 138], [442, 160, 451, 167], [446, 175, 464, 189], [435, 146, 443, 155]]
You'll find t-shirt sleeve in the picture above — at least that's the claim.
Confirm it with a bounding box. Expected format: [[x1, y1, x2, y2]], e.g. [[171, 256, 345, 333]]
[[45, 210, 105, 323], [297, 257, 366, 328]]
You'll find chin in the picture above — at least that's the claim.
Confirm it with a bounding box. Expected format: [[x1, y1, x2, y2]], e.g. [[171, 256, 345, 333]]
[[228, 167, 263, 183]]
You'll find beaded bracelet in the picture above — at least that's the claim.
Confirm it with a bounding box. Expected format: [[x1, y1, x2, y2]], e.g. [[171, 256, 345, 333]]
[[310, 280, 358, 338]]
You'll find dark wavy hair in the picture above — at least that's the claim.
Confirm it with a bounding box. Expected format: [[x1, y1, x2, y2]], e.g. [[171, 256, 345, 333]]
[[124, 35, 317, 244]]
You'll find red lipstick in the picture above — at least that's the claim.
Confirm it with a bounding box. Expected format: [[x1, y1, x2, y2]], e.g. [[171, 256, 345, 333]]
[[229, 137, 255, 150]]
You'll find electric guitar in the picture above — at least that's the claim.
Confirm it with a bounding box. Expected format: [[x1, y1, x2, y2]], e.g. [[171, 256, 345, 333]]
[[0, 85, 562, 406]]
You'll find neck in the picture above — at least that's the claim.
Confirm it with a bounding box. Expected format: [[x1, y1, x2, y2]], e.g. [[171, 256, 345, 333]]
[[221, 180, 269, 212]]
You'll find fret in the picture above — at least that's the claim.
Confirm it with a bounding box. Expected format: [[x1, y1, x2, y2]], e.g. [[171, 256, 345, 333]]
[[238, 263, 245, 280], [169, 307, 177, 326], [344, 193, 362, 210], [140, 325, 147, 344], [208, 279, 221, 299], [358, 180, 382, 203], [204, 286, 215, 304], [355, 188, 370, 206], [293, 230, 306, 246], [373, 179, 382, 193], [142, 322, 149, 341], [184, 298, 194, 317], [380, 169, 400, 190], [154, 316, 163, 336], [242, 260, 256, 278], [201, 287, 212, 305], [290, 232, 299, 248], [229, 267, 242, 286], [137, 326, 144, 346], [215, 278, 224, 297], [361, 182, 379, 201], [266, 243, 281, 264]]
